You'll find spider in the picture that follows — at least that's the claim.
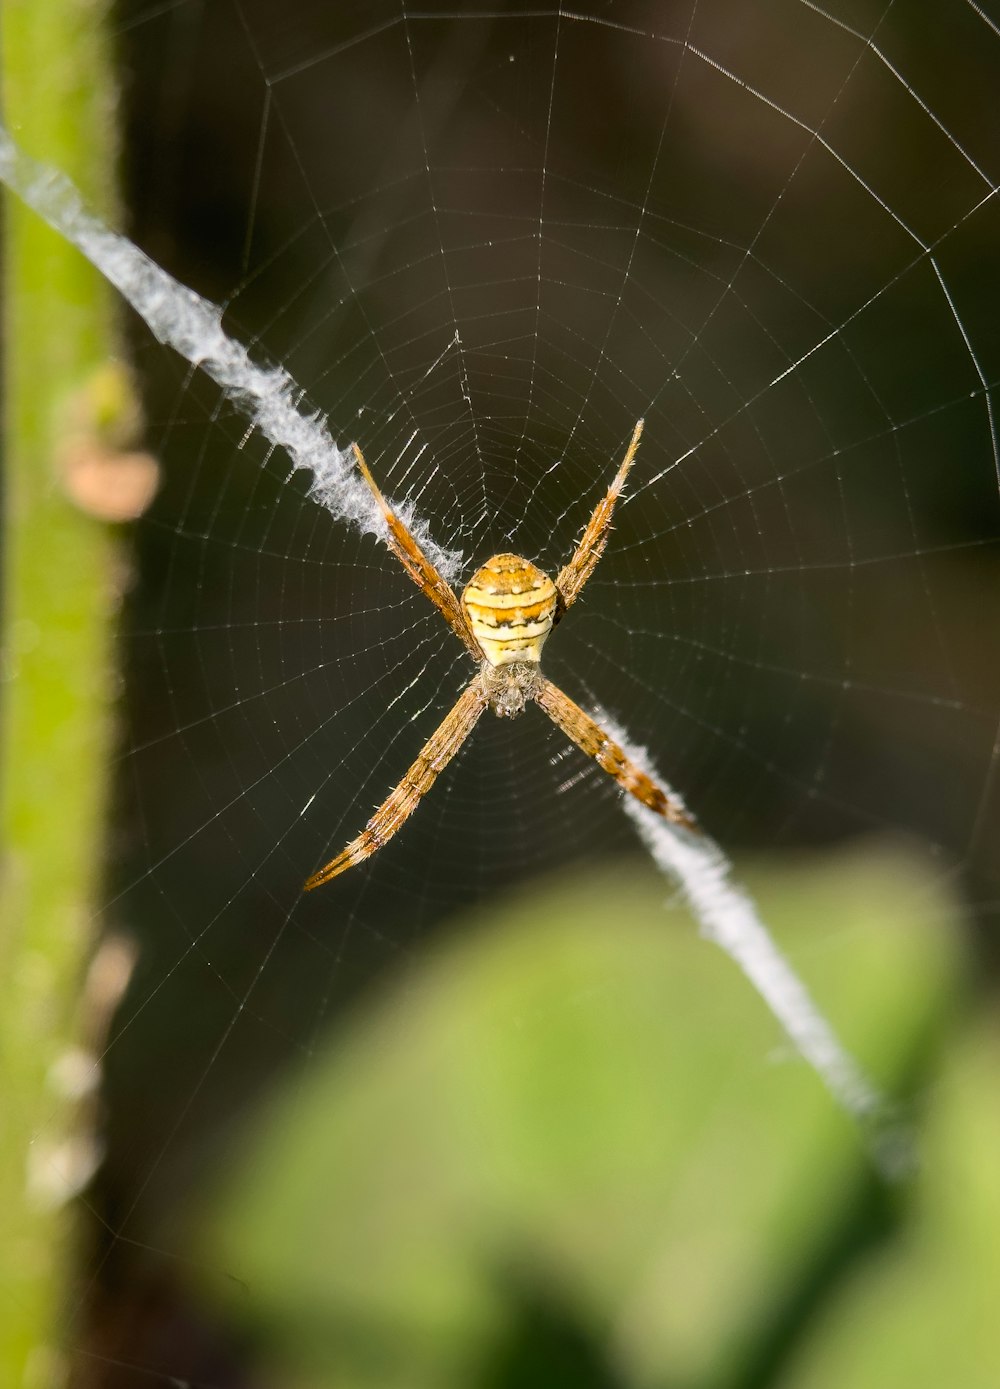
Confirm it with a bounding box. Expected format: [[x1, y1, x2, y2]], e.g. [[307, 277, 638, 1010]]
[[305, 419, 697, 890]]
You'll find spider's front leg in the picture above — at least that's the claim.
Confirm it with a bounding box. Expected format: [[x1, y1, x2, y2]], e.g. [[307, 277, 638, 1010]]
[[353, 443, 483, 661], [555, 418, 644, 611], [305, 679, 487, 889]]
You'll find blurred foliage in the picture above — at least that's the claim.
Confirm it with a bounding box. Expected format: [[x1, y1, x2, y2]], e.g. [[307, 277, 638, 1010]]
[[198, 840, 987, 1389], [0, 1, 122, 1382]]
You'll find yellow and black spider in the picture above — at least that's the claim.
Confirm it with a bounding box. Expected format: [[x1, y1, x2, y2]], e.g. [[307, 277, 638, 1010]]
[[306, 419, 696, 890]]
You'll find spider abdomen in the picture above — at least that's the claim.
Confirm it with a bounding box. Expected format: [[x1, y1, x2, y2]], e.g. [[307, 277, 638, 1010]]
[[461, 553, 558, 666]]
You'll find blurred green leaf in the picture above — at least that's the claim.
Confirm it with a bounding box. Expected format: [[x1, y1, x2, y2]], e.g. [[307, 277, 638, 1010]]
[[203, 841, 967, 1389], [778, 1015, 1000, 1389]]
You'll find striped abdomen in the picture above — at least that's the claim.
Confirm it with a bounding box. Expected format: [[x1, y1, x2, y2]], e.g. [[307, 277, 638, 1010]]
[[461, 553, 558, 666]]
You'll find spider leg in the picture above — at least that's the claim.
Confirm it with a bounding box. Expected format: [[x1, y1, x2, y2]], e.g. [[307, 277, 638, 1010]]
[[555, 418, 644, 612], [534, 676, 697, 830], [354, 443, 482, 660], [304, 678, 488, 890]]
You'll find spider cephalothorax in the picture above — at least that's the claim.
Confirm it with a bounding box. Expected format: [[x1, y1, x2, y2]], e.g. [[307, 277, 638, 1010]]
[[304, 419, 697, 890], [479, 658, 543, 718]]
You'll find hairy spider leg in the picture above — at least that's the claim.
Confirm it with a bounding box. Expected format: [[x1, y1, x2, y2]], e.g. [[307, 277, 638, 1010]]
[[555, 418, 644, 611], [304, 679, 487, 889], [534, 676, 697, 830], [353, 443, 482, 660]]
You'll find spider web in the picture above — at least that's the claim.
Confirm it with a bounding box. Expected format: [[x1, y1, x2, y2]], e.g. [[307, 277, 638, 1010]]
[[7, 0, 1000, 1382]]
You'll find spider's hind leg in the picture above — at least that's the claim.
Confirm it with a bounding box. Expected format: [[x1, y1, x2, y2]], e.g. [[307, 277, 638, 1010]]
[[304, 678, 487, 890], [534, 676, 697, 830]]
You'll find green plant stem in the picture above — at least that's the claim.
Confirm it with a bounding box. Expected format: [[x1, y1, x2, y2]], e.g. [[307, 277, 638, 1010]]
[[1, 3, 120, 1382]]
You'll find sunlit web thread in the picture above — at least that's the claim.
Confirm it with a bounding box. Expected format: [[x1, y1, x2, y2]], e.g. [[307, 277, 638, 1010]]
[[0, 122, 463, 588], [231, 4, 473, 543], [544, 9, 999, 510], [600, 714, 913, 1178]]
